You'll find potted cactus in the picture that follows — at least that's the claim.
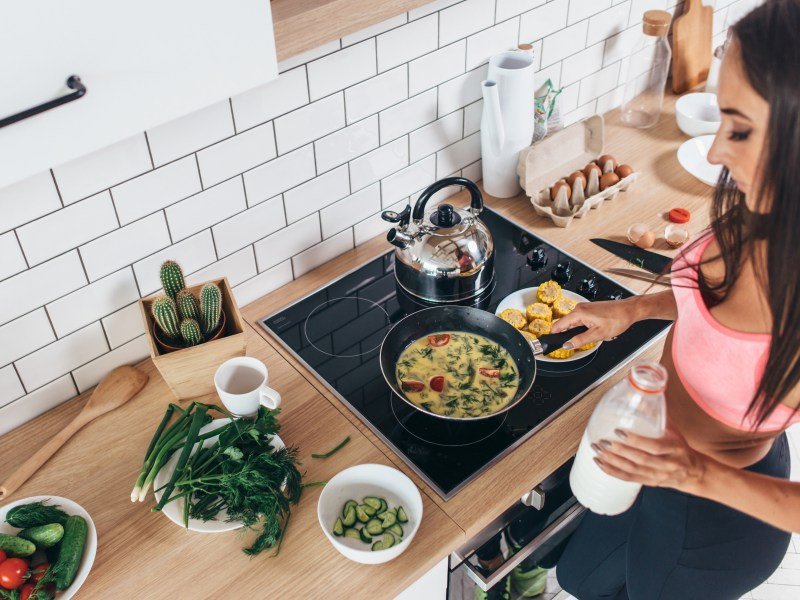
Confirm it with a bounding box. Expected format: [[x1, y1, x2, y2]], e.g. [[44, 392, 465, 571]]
[[138, 260, 245, 399]]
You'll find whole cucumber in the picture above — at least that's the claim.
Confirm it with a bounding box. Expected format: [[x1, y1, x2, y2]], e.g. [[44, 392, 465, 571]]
[[55, 515, 88, 590], [0, 533, 36, 557], [18, 523, 64, 549]]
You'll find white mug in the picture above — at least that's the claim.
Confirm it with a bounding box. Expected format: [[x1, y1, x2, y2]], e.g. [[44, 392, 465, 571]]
[[214, 357, 282, 417]]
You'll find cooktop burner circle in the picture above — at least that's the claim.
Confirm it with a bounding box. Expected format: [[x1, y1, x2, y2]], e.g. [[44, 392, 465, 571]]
[[390, 394, 508, 447], [303, 297, 390, 358], [536, 349, 599, 375]]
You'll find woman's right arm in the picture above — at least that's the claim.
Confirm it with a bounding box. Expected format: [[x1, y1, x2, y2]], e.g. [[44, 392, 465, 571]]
[[550, 290, 677, 349]]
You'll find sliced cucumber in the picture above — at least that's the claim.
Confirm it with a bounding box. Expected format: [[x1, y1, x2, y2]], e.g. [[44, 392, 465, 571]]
[[359, 528, 372, 544], [388, 523, 404, 538], [332, 518, 344, 536], [363, 496, 382, 510], [344, 527, 361, 540], [342, 500, 357, 517], [356, 505, 370, 523], [342, 506, 357, 527], [359, 503, 377, 517], [381, 511, 397, 528], [371, 541, 385, 551], [378, 498, 388, 514], [382, 532, 396, 548], [366, 519, 384, 536], [397, 506, 408, 523]]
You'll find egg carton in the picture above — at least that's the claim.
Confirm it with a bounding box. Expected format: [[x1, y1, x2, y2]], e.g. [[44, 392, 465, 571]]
[[517, 114, 640, 228]]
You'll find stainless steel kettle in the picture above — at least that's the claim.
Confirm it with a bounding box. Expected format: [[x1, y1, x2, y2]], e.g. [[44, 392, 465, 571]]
[[381, 177, 494, 303]]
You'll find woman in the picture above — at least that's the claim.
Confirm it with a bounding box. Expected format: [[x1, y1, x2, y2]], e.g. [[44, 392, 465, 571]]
[[551, 1, 800, 598]]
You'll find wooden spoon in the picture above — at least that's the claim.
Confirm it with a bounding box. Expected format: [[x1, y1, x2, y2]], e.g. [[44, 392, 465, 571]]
[[0, 365, 148, 501]]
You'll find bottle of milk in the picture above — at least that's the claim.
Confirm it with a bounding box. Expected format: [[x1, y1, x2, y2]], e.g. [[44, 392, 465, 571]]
[[569, 362, 667, 515]]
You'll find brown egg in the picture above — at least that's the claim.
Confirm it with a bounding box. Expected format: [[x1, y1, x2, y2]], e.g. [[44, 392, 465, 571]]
[[566, 171, 587, 190], [634, 230, 656, 249], [550, 180, 572, 201], [597, 154, 618, 170], [615, 164, 634, 179], [583, 163, 602, 180], [599, 172, 621, 191]]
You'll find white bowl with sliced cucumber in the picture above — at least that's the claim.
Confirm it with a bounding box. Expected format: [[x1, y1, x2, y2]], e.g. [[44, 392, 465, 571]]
[[318, 464, 423, 564]]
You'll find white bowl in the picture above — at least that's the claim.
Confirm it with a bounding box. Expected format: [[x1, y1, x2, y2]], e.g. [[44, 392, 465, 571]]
[[677, 135, 722, 187], [317, 464, 423, 565], [676, 92, 721, 137], [0, 496, 97, 600]]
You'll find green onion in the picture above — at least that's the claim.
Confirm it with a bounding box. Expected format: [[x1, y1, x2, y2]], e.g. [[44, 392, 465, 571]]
[[153, 407, 208, 511], [311, 435, 351, 459]]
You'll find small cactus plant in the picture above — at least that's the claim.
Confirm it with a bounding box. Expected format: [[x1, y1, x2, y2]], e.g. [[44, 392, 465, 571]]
[[152, 295, 180, 339], [160, 260, 186, 300], [176, 289, 201, 322], [180, 318, 204, 346], [200, 283, 222, 334]]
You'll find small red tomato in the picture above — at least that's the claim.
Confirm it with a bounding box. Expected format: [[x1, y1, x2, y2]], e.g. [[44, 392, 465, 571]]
[[0, 550, 6, 563], [429, 376, 446, 393], [0, 557, 29, 590], [20, 583, 35, 600], [428, 334, 451, 347], [401, 379, 425, 392], [29, 563, 50, 585], [479, 368, 501, 378]]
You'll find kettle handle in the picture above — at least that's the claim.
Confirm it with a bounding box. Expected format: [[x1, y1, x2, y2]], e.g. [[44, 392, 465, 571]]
[[412, 177, 483, 223]]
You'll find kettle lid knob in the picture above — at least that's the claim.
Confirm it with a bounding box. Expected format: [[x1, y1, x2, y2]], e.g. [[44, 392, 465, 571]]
[[430, 203, 461, 228]]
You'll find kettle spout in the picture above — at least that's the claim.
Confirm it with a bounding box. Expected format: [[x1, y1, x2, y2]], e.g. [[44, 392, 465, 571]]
[[481, 80, 505, 155], [387, 228, 414, 249]]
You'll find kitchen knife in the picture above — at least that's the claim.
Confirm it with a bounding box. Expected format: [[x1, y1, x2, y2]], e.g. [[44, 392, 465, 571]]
[[590, 238, 672, 274], [606, 267, 672, 285]]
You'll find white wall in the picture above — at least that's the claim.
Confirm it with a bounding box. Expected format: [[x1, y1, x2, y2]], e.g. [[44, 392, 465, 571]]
[[0, 0, 759, 433]]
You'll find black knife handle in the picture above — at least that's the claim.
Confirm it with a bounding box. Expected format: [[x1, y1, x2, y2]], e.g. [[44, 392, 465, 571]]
[[534, 326, 588, 355]]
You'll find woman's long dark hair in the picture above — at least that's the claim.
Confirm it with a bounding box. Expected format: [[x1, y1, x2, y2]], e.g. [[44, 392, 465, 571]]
[[692, 0, 800, 427]]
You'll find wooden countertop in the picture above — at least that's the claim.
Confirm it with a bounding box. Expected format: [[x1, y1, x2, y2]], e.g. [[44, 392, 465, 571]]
[[0, 96, 712, 596]]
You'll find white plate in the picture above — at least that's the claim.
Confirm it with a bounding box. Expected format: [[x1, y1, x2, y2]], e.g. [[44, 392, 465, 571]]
[[153, 418, 285, 533], [677, 135, 722, 186], [495, 288, 602, 363], [0, 496, 97, 600]]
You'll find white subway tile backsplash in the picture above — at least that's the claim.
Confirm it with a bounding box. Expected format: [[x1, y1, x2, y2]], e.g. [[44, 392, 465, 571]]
[[464, 100, 483, 136], [713, 8, 729, 35], [466, 18, 520, 70], [0, 233, 26, 281], [377, 15, 438, 73], [462, 159, 482, 182], [165, 178, 246, 242], [578, 62, 622, 105], [628, 0, 668, 26], [212, 195, 286, 257], [233, 261, 294, 306], [284, 166, 350, 223], [320, 184, 381, 239], [409, 40, 467, 96], [112, 157, 201, 225], [307, 40, 377, 101], [542, 21, 589, 67], [102, 303, 146, 349], [602, 26, 640, 66], [497, 0, 546, 21], [197, 122, 276, 188], [46, 268, 139, 338], [53, 135, 152, 205], [588, 2, 632, 46], [16, 322, 108, 391], [17, 191, 118, 266], [0, 366, 24, 408], [568, 0, 613, 25], [561, 42, 605, 86], [596, 84, 626, 115], [0, 172, 61, 233], [410, 111, 464, 162], [80, 213, 170, 282], [292, 229, 354, 277], [73, 335, 149, 393], [0, 309, 55, 367], [409, 0, 461, 20], [564, 100, 598, 126], [381, 156, 437, 207], [0, 375, 77, 437], [186, 247, 257, 288], [253, 215, 321, 272], [439, 0, 496, 46], [535, 61, 563, 88], [132, 230, 217, 296], [559, 82, 581, 114], [343, 14, 408, 47], [315, 116, 380, 173], [231, 67, 310, 132], [243, 145, 316, 206], [147, 101, 235, 167], [436, 132, 481, 178], [353, 199, 407, 245], [0, 252, 86, 325], [278, 40, 341, 73], [346, 66, 408, 124], [274, 94, 346, 154], [438, 65, 488, 116], [350, 138, 409, 192], [519, 0, 569, 42]]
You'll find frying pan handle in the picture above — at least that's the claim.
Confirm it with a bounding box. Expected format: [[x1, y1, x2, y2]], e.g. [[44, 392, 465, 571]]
[[532, 326, 588, 355]]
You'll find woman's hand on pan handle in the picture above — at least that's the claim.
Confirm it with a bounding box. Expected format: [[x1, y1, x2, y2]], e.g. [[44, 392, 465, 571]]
[[550, 300, 636, 349]]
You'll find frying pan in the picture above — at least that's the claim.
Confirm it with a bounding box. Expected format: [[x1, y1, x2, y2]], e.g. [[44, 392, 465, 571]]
[[379, 306, 586, 421]]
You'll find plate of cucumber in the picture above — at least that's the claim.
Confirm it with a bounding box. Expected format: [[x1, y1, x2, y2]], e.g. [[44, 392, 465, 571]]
[[0, 495, 97, 600], [317, 463, 422, 564]]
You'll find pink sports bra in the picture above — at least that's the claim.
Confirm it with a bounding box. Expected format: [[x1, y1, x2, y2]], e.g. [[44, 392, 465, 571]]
[[670, 232, 800, 432]]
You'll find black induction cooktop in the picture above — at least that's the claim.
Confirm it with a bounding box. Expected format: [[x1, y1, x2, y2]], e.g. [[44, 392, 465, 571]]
[[259, 208, 671, 500]]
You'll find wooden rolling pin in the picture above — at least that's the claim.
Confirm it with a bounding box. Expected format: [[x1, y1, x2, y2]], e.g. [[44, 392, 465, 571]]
[[0, 365, 148, 500]]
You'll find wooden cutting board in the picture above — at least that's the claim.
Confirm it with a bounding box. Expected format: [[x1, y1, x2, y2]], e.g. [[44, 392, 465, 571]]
[[671, 0, 713, 93]]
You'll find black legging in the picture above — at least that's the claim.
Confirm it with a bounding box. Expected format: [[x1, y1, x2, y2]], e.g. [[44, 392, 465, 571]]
[[557, 433, 791, 600]]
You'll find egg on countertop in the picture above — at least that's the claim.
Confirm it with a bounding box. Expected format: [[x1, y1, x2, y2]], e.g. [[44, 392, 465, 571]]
[[599, 172, 620, 190], [551, 180, 572, 201]]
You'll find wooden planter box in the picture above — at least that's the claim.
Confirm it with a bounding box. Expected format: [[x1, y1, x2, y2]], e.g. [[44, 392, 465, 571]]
[[138, 277, 246, 400]]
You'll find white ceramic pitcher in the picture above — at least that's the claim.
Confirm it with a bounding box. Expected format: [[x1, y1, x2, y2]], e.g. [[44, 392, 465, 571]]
[[481, 51, 536, 198]]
